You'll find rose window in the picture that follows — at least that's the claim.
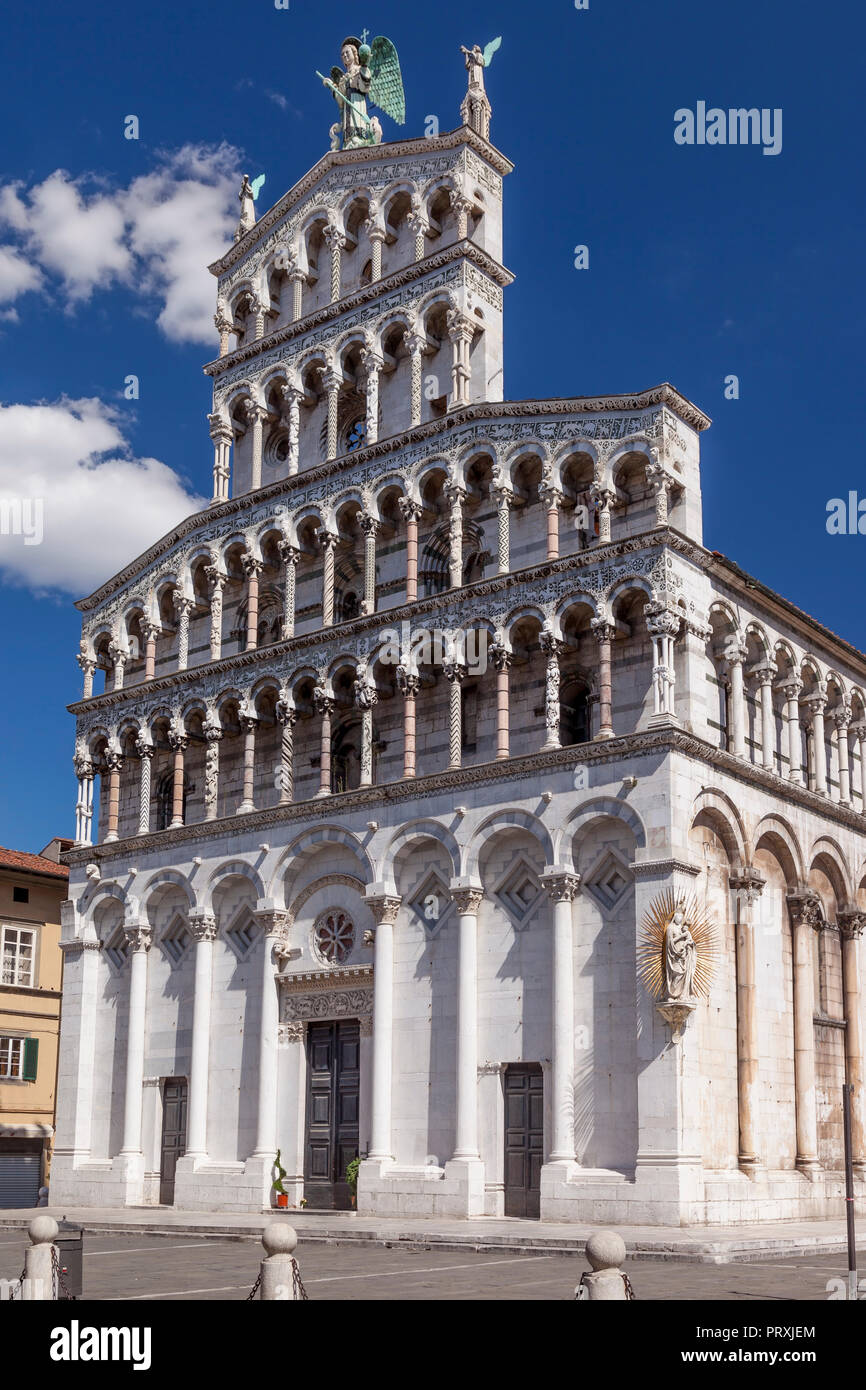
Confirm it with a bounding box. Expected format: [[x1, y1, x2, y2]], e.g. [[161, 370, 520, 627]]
[[313, 910, 355, 965]]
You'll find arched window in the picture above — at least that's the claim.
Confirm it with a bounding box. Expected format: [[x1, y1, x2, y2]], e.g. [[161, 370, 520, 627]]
[[345, 417, 367, 452], [331, 718, 363, 793], [560, 678, 590, 746], [155, 772, 192, 831]]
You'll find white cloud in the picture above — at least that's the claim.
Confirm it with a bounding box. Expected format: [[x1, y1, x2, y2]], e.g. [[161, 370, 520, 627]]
[[0, 143, 242, 344], [0, 397, 205, 595]]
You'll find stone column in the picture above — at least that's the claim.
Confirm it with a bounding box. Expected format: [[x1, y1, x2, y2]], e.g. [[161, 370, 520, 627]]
[[109, 643, 127, 691], [289, 269, 305, 322], [203, 715, 222, 821], [725, 640, 747, 758], [77, 652, 96, 699], [142, 621, 160, 681], [277, 540, 300, 639], [168, 727, 187, 828], [322, 369, 342, 461], [365, 221, 386, 282], [539, 631, 562, 750], [238, 710, 257, 814], [490, 640, 512, 759], [854, 724, 866, 810], [203, 567, 225, 662], [787, 892, 823, 1174], [806, 692, 828, 795], [591, 485, 615, 544], [446, 310, 473, 408], [360, 515, 378, 614], [135, 738, 153, 836], [407, 204, 428, 261], [405, 332, 425, 427], [119, 925, 151, 1157], [443, 656, 466, 769], [838, 912, 866, 1175], [835, 705, 852, 805], [360, 348, 382, 445], [541, 870, 581, 1165], [314, 687, 334, 797], [355, 671, 378, 788], [323, 223, 343, 303], [172, 594, 194, 672], [539, 483, 562, 562], [591, 619, 616, 740], [449, 884, 484, 1161], [250, 292, 266, 340], [251, 912, 289, 1160], [214, 305, 232, 358], [780, 679, 803, 783], [73, 756, 94, 846], [275, 695, 296, 804], [646, 611, 679, 721], [242, 554, 263, 651], [396, 664, 420, 779], [646, 459, 671, 526], [492, 482, 513, 574], [366, 893, 402, 1161], [245, 400, 268, 493], [103, 749, 123, 842], [452, 192, 473, 239], [281, 385, 303, 476], [445, 484, 465, 588], [185, 911, 217, 1160], [319, 529, 337, 627], [398, 498, 421, 601], [754, 663, 777, 771], [730, 870, 765, 1173], [208, 416, 232, 503]]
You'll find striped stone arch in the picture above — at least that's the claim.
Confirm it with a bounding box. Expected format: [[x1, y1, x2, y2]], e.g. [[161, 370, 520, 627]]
[[561, 797, 647, 867], [751, 813, 806, 890], [139, 868, 196, 911], [689, 788, 748, 871], [269, 826, 373, 908], [380, 819, 461, 895], [80, 877, 128, 918], [463, 809, 555, 878], [808, 835, 854, 906], [201, 858, 266, 912]]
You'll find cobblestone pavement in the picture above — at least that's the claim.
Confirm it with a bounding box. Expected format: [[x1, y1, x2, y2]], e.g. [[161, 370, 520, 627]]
[[1, 1232, 864, 1300]]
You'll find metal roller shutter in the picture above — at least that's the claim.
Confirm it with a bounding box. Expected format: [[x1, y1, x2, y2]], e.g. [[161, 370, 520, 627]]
[[0, 1148, 41, 1207]]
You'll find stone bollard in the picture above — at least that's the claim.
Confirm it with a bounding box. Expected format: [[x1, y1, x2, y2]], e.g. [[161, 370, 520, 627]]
[[575, 1230, 632, 1301], [259, 1222, 302, 1300], [23, 1216, 59, 1301]]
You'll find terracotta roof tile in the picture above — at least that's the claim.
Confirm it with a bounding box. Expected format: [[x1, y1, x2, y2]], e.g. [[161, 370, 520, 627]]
[[0, 846, 69, 880]]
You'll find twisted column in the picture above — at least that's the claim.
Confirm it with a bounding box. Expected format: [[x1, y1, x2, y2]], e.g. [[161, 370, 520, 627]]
[[444, 656, 467, 769], [396, 664, 420, 778], [492, 482, 513, 573], [365, 220, 386, 282], [135, 739, 153, 836], [323, 222, 343, 302], [407, 205, 428, 262], [321, 368, 341, 461], [591, 619, 616, 740], [172, 594, 194, 672], [405, 331, 425, 427], [275, 695, 296, 805], [277, 540, 299, 639], [203, 714, 222, 821], [398, 497, 421, 601]]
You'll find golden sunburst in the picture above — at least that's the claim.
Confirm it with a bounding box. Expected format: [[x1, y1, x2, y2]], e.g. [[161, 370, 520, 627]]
[[637, 888, 718, 1002]]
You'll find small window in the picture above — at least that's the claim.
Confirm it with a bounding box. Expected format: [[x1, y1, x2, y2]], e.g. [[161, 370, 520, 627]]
[[0, 1036, 24, 1078], [345, 417, 367, 452], [1, 925, 35, 987], [13, 887, 29, 904]]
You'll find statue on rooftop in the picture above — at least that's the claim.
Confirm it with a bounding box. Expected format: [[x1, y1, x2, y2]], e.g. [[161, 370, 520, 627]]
[[317, 35, 405, 151]]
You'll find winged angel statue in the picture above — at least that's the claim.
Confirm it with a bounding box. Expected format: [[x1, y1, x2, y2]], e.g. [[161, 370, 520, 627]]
[[317, 36, 405, 151]]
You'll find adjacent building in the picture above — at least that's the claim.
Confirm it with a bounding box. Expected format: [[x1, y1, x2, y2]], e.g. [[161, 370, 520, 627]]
[[51, 45, 866, 1223], [0, 841, 69, 1206]]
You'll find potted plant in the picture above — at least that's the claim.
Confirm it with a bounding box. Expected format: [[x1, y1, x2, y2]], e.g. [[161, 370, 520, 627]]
[[272, 1149, 289, 1208], [346, 1155, 361, 1209]]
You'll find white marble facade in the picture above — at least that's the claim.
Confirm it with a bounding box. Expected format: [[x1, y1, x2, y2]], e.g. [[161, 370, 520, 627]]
[[52, 96, 866, 1224]]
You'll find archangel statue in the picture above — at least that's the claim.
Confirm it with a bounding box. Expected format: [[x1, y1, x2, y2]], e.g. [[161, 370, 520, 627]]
[[235, 173, 266, 243], [460, 37, 501, 140], [317, 35, 405, 151]]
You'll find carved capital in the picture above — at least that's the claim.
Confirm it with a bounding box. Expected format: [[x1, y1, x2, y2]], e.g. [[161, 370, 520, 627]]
[[189, 912, 217, 943], [451, 887, 484, 915], [366, 894, 401, 926], [787, 892, 824, 931], [540, 869, 581, 903], [123, 924, 152, 953], [838, 911, 866, 941]]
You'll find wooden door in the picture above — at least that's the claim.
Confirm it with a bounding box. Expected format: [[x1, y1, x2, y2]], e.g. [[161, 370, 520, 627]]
[[504, 1064, 543, 1218], [159, 1077, 187, 1205], [304, 1020, 360, 1209]]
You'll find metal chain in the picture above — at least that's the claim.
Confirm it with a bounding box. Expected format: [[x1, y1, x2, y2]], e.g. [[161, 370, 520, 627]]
[[246, 1271, 262, 1301], [575, 1269, 636, 1301], [7, 1266, 26, 1300], [51, 1245, 75, 1300], [245, 1258, 308, 1301]]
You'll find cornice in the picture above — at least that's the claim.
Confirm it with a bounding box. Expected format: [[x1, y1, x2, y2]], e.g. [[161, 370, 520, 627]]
[[70, 529, 678, 715], [74, 391, 708, 611], [204, 240, 514, 378], [278, 964, 373, 994], [61, 724, 866, 871], [208, 126, 514, 277]]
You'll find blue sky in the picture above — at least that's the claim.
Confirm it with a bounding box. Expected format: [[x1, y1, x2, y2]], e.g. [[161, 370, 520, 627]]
[[0, 0, 863, 851]]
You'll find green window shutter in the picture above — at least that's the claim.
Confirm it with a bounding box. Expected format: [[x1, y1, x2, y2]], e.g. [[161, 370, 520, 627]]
[[22, 1037, 38, 1081]]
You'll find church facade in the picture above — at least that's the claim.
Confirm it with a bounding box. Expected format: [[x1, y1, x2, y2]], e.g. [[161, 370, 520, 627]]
[[52, 48, 866, 1225]]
